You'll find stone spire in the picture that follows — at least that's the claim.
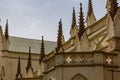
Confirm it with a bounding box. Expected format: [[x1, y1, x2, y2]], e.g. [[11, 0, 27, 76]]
[[78, 3, 85, 39], [39, 36, 45, 64], [26, 47, 33, 73], [56, 19, 63, 52], [16, 56, 22, 79], [109, 0, 118, 20], [71, 7, 76, 28], [5, 19, 9, 39], [87, 0, 93, 16]]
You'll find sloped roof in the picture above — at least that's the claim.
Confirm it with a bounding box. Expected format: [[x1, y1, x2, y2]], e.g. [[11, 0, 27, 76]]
[[9, 36, 56, 54]]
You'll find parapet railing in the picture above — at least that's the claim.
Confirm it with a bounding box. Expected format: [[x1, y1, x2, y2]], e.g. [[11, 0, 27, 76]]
[[44, 51, 118, 73]]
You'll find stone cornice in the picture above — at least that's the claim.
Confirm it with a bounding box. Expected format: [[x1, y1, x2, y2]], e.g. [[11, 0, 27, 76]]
[[2, 51, 40, 60], [44, 64, 118, 74], [2, 50, 39, 55], [56, 51, 117, 56], [16, 76, 43, 80]]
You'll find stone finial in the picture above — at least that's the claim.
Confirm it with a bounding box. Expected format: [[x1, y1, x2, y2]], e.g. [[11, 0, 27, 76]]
[[71, 7, 76, 28], [26, 47, 33, 73], [5, 19, 9, 39], [0, 66, 5, 80], [0, 19, 2, 30], [87, 0, 93, 16], [109, 0, 118, 20], [56, 19, 63, 52], [16, 56, 22, 78], [0, 19, 1, 25], [39, 36, 45, 64], [78, 3, 85, 39]]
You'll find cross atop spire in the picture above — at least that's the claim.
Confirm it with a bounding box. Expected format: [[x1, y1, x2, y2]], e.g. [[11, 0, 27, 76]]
[[16, 56, 22, 79], [56, 19, 63, 52], [87, 0, 93, 16], [26, 47, 33, 73], [71, 7, 76, 28], [78, 3, 85, 39], [109, 0, 118, 20], [39, 36, 45, 64], [5, 19, 9, 39]]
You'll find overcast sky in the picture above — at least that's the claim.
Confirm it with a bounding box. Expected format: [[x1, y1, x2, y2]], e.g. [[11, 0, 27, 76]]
[[0, 0, 120, 41]]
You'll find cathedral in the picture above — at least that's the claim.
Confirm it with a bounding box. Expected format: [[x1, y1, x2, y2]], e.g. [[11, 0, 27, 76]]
[[0, 0, 120, 80]]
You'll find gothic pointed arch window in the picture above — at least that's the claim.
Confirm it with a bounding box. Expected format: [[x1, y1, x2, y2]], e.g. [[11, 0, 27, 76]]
[[71, 74, 87, 80]]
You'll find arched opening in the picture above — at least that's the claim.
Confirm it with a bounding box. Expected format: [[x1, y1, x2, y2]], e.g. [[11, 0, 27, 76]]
[[71, 74, 87, 80]]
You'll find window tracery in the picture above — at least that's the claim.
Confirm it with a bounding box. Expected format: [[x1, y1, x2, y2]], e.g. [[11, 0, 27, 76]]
[[64, 54, 94, 64], [105, 56, 113, 64]]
